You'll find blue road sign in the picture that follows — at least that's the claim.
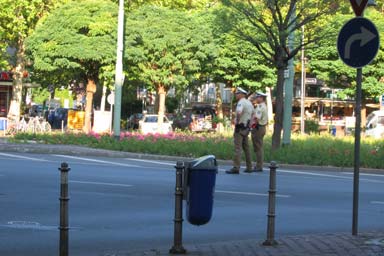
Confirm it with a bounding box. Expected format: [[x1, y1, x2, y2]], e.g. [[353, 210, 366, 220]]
[[337, 17, 380, 68]]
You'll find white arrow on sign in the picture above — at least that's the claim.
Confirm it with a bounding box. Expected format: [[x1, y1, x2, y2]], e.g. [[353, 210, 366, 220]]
[[344, 26, 377, 59]]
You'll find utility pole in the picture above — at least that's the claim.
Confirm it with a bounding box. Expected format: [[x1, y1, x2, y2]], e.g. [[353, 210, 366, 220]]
[[300, 26, 306, 134], [282, 5, 295, 145], [113, 0, 125, 139]]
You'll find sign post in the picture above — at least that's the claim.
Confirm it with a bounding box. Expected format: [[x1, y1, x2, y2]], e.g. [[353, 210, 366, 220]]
[[381, 95, 384, 110], [337, 2, 380, 235], [108, 93, 115, 134]]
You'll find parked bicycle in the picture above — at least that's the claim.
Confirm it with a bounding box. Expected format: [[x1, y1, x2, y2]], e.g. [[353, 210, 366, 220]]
[[6, 117, 28, 135], [26, 116, 51, 134]]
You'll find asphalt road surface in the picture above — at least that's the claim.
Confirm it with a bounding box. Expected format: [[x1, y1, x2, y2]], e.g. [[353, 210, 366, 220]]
[[0, 152, 383, 256]]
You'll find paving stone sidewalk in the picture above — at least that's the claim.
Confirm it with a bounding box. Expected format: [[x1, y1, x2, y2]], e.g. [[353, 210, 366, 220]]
[[102, 232, 384, 256]]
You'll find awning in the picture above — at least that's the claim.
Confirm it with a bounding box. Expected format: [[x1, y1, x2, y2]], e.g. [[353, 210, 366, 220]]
[[0, 81, 40, 88], [0, 81, 12, 86]]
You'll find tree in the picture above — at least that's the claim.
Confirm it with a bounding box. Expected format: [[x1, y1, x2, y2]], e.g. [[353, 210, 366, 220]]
[[308, 8, 384, 125], [222, 0, 338, 150], [210, 5, 275, 90], [126, 0, 218, 10], [26, 0, 118, 133], [0, 0, 66, 121], [124, 5, 217, 128]]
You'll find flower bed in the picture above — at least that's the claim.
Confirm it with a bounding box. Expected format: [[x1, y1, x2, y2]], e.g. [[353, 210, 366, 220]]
[[12, 132, 384, 169]]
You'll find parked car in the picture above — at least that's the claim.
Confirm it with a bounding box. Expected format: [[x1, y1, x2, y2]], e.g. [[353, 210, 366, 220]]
[[139, 114, 173, 134], [172, 105, 217, 132], [48, 108, 69, 129], [365, 110, 384, 139], [28, 104, 44, 117], [127, 113, 143, 130]]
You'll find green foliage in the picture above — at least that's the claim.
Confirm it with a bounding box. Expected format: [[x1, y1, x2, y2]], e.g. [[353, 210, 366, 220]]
[[165, 96, 179, 113], [124, 5, 217, 92], [210, 5, 275, 91], [54, 87, 73, 107], [26, 0, 118, 80], [308, 9, 384, 99], [31, 87, 50, 104], [0, 0, 69, 71], [126, 0, 218, 10], [304, 120, 319, 134], [0, 0, 66, 48]]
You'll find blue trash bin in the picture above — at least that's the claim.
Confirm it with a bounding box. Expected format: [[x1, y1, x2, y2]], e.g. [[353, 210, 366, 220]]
[[331, 126, 336, 136], [0, 118, 7, 131], [185, 155, 218, 226]]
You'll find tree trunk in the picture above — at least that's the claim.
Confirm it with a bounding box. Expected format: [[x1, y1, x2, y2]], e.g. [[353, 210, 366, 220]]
[[100, 82, 107, 112], [266, 87, 274, 132], [157, 84, 166, 133], [154, 93, 160, 114], [7, 40, 25, 122], [272, 67, 286, 150], [215, 83, 224, 133], [84, 78, 97, 133]]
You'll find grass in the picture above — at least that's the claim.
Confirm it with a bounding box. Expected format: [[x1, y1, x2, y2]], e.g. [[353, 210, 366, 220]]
[[11, 131, 384, 169]]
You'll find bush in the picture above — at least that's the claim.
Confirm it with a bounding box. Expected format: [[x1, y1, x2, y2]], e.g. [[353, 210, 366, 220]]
[[304, 120, 319, 134]]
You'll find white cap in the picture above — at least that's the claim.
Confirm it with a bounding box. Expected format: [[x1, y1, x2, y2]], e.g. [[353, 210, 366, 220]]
[[235, 87, 248, 95], [256, 92, 267, 97]]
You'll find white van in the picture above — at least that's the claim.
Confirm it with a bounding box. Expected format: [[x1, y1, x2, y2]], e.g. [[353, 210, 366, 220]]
[[365, 110, 384, 139]]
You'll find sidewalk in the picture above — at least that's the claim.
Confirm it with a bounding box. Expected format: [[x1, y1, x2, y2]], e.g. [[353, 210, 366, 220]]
[[104, 231, 384, 256]]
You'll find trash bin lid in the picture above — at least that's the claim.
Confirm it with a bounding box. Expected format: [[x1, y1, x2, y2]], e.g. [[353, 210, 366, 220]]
[[189, 155, 217, 169]]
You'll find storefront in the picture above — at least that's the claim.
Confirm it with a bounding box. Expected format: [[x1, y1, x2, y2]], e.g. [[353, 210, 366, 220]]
[[291, 97, 356, 135], [0, 71, 13, 118]]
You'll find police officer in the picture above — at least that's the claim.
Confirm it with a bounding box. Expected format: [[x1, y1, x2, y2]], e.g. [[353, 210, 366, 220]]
[[226, 87, 254, 174], [251, 92, 268, 172]]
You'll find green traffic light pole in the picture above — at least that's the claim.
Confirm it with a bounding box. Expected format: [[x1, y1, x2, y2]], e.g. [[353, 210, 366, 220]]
[[113, 0, 125, 139], [282, 4, 295, 145]]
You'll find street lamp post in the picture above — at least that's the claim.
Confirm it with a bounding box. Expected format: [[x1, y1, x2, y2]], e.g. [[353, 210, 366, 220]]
[[113, 0, 125, 139], [300, 25, 306, 134], [282, 4, 295, 145]]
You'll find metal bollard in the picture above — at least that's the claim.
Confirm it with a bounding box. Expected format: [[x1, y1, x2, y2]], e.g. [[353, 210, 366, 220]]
[[59, 162, 70, 256], [169, 161, 187, 254], [263, 161, 278, 246]]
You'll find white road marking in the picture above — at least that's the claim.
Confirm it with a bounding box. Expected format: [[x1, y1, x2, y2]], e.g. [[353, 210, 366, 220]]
[[278, 170, 349, 179], [53, 155, 139, 167], [125, 158, 175, 166], [70, 180, 133, 188], [342, 172, 384, 177], [0, 152, 48, 162], [278, 169, 384, 184], [216, 190, 291, 198], [371, 201, 384, 205]]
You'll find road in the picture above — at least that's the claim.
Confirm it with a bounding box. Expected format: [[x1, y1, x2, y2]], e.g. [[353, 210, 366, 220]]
[[0, 152, 383, 256]]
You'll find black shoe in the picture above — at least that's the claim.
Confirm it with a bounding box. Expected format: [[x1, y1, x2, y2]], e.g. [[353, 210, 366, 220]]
[[243, 169, 253, 173], [226, 168, 240, 174], [253, 168, 264, 172]]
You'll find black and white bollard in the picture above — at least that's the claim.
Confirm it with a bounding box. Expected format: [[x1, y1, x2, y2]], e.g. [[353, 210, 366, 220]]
[[263, 161, 278, 246], [59, 162, 70, 256], [169, 161, 186, 254]]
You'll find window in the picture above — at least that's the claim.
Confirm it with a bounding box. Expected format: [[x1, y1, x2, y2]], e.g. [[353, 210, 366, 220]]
[[0, 92, 7, 117], [145, 116, 158, 123], [378, 116, 384, 126]]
